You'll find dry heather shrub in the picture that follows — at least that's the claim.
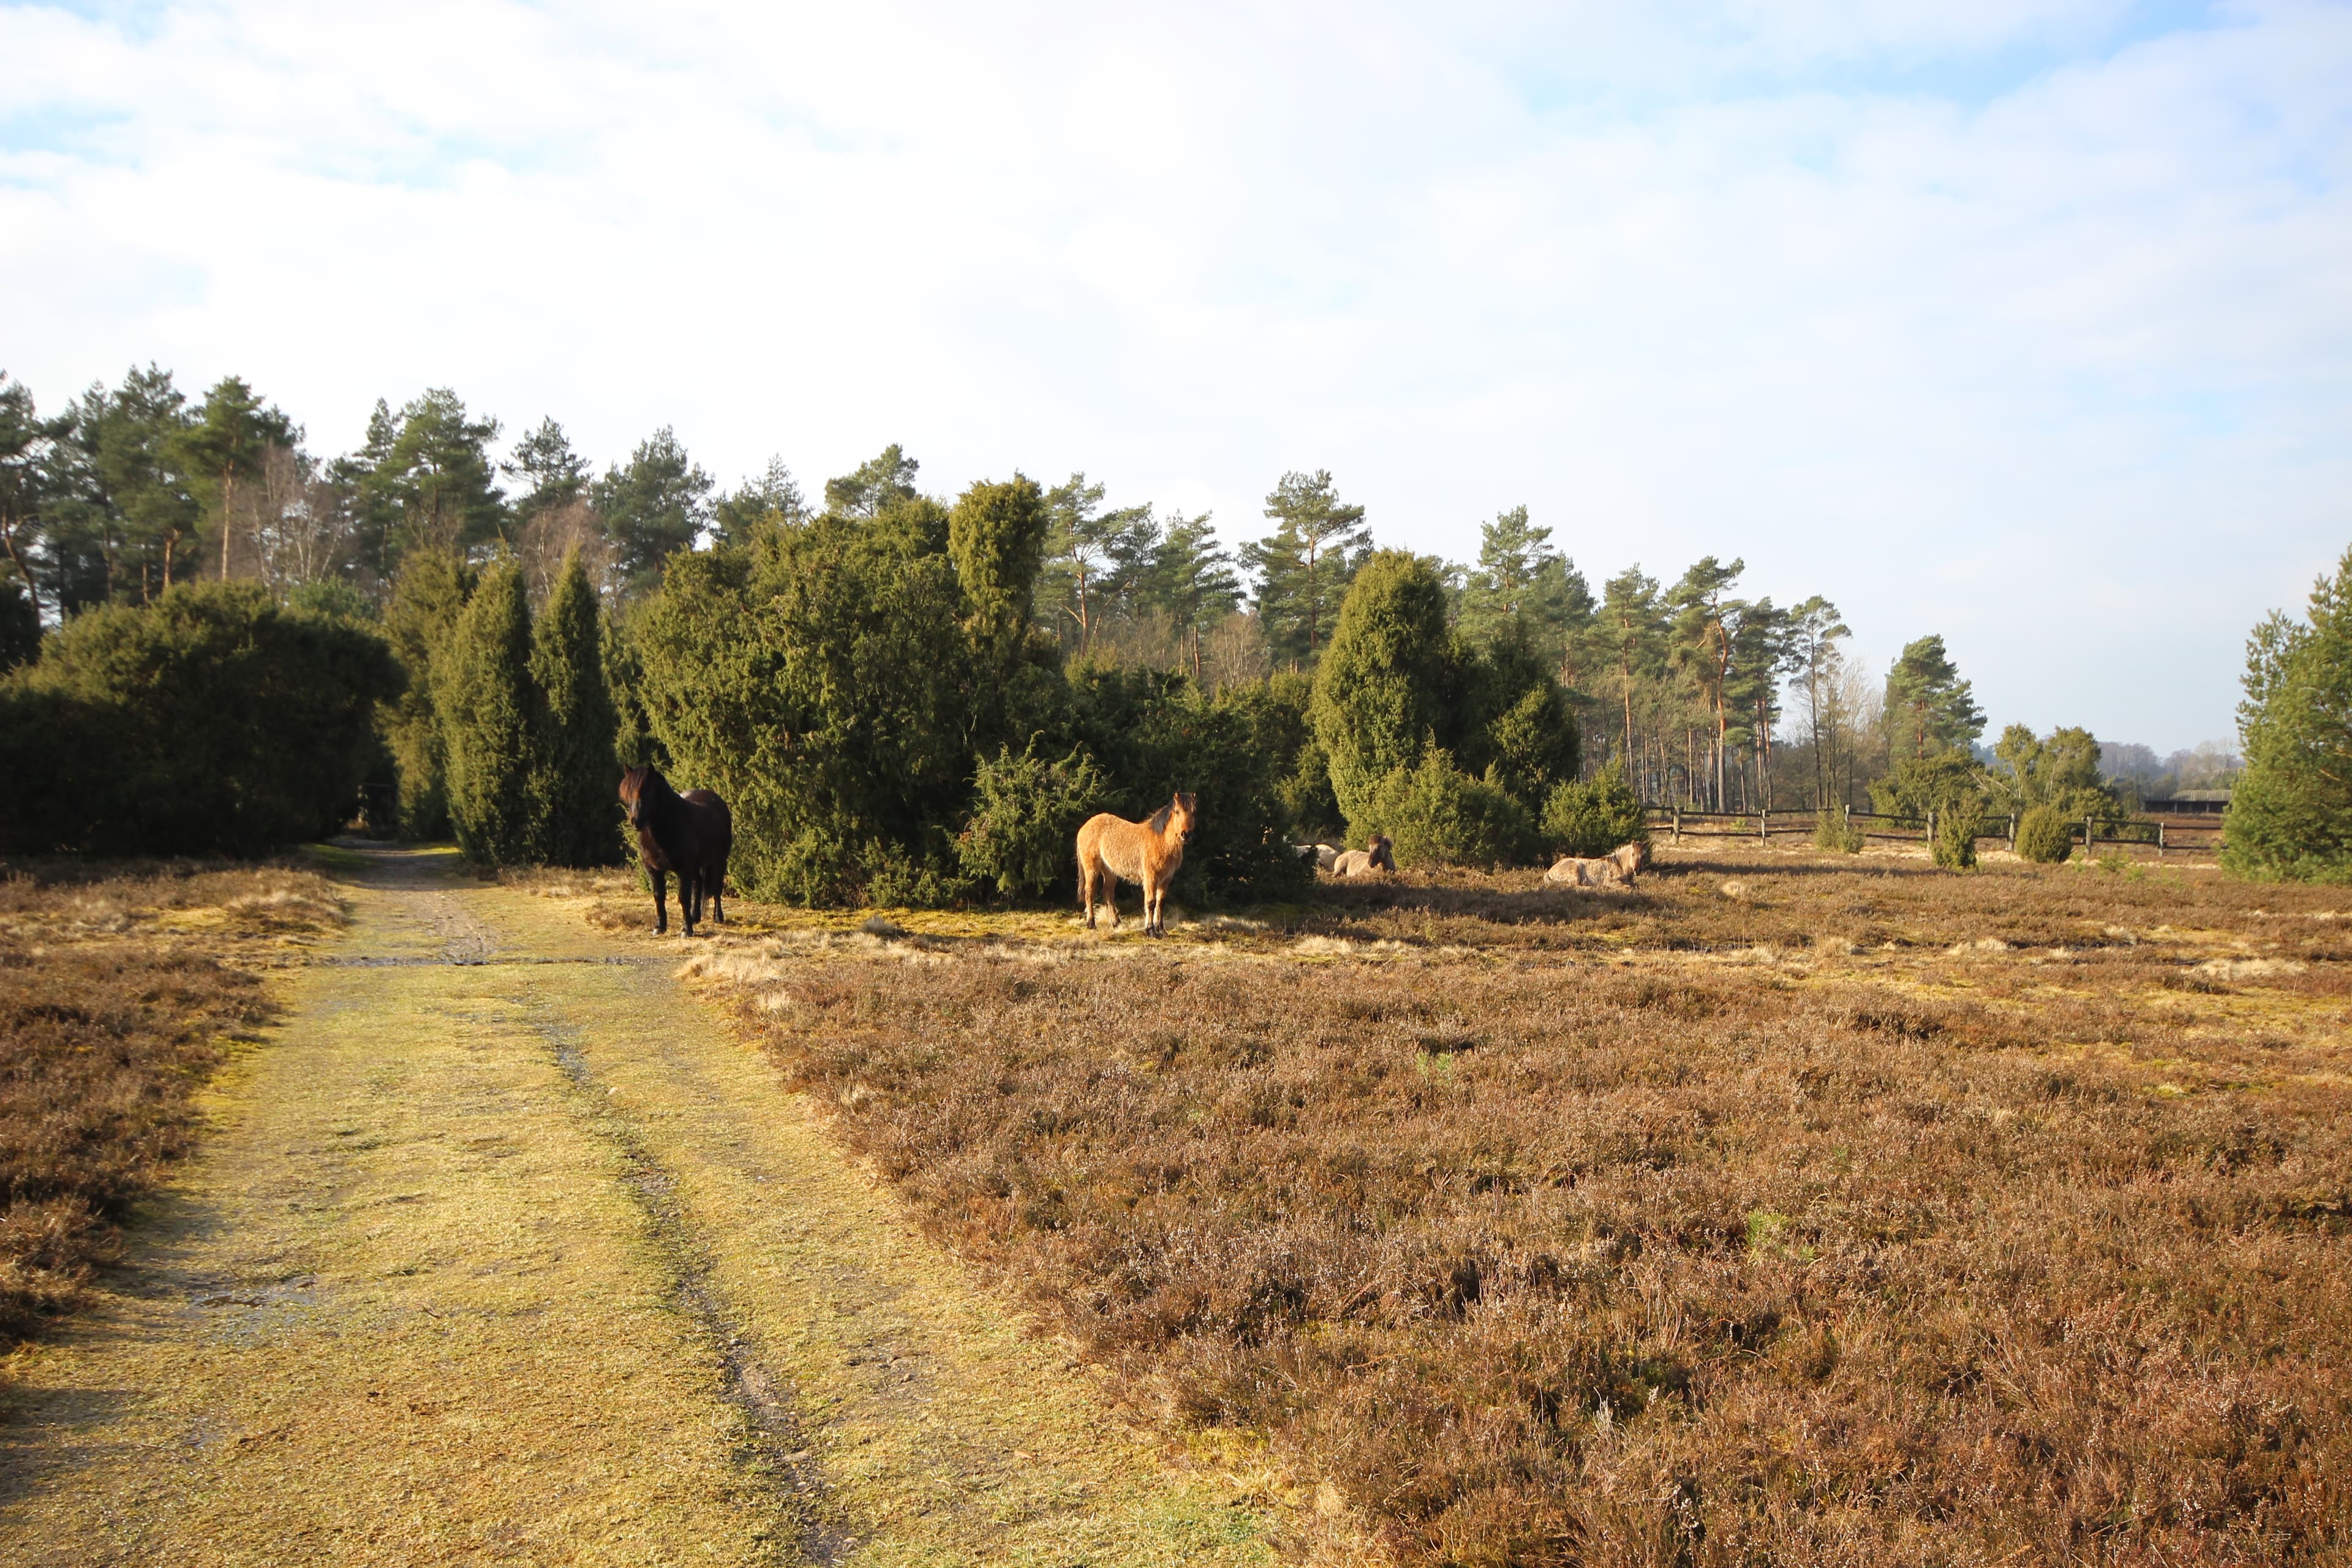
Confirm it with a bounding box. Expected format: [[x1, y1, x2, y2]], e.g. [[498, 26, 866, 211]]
[[0, 941, 270, 1339], [717, 944, 2352, 1566], [0, 861, 332, 1346]]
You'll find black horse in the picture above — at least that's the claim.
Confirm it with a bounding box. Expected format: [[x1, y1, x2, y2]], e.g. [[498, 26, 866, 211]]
[[618, 766, 733, 937]]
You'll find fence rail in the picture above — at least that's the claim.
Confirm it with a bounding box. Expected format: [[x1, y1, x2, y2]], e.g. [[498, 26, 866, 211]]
[[1642, 805, 2224, 855]]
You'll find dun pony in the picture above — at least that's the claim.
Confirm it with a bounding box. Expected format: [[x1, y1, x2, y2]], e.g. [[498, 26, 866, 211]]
[[1544, 839, 1647, 889], [1076, 792, 1197, 937], [1331, 834, 1396, 878], [619, 765, 734, 937]]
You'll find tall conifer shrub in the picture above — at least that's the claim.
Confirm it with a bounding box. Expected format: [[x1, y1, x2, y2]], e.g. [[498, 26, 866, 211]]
[[436, 562, 541, 864], [382, 550, 473, 839], [530, 549, 620, 866], [1312, 550, 1454, 829]]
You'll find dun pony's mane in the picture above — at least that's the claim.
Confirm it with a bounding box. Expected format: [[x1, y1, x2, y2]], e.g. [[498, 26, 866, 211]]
[[1147, 803, 1173, 833]]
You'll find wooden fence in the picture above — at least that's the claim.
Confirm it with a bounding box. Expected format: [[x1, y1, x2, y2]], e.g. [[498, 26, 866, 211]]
[[1644, 805, 2225, 856]]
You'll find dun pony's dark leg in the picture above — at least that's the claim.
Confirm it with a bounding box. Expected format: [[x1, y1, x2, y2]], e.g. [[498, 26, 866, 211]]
[[650, 869, 668, 935]]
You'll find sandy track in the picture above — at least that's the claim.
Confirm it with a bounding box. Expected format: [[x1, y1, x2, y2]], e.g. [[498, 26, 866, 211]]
[[0, 847, 1268, 1567]]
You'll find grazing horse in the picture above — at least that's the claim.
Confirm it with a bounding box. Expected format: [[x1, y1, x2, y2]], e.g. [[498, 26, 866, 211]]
[[1076, 791, 1197, 937], [619, 765, 733, 937], [1330, 834, 1396, 878], [1545, 839, 1648, 889]]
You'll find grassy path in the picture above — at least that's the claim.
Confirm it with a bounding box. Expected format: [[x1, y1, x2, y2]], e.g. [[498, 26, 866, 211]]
[[0, 847, 1268, 1567]]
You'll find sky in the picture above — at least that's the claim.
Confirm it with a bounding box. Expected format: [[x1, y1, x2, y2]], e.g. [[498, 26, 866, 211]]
[[3, 1, 2348, 754]]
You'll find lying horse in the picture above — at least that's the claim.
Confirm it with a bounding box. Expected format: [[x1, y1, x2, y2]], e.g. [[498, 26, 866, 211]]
[[1330, 834, 1396, 878], [1545, 839, 1647, 889], [1077, 791, 1197, 937], [619, 765, 733, 937]]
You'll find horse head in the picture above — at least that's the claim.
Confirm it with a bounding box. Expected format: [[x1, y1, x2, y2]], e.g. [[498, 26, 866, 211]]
[[619, 764, 668, 831], [1169, 791, 1199, 846], [1367, 833, 1396, 872]]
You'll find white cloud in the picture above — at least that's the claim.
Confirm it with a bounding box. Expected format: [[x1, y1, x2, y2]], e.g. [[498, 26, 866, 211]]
[[3, 0, 2348, 750]]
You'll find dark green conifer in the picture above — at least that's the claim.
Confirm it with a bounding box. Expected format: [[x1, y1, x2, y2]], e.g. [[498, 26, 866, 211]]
[[380, 549, 474, 839], [2226, 545, 2352, 881], [1311, 549, 1454, 829], [435, 561, 541, 864], [530, 549, 621, 865]]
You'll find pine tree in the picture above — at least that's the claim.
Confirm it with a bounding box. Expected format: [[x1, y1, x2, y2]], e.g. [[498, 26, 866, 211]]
[[403, 391, 507, 556], [2225, 546, 2352, 881], [435, 560, 542, 864], [1458, 506, 1594, 669], [823, 444, 921, 518], [530, 550, 620, 865], [594, 427, 714, 591], [1594, 567, 1665, 785], [503, 417, 592, 526], [712, 457, 807, 548], [175, 375, 297, 579], [1884, 634, 1985, 760], [1243, 469, 1369, 666], [1146, 511, 1242, 679], [1037, 472, 1155, 650]]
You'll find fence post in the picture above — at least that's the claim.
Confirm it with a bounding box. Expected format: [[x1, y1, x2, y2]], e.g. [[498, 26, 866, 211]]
[[1927, 807, 1936, 853], [2158, 821, 2166, 858], [1760, 810, 1768, 845], [2086, 816, 2094, 858], [1672, 806, 1681, 845], [2008, 812, 2016, 851]]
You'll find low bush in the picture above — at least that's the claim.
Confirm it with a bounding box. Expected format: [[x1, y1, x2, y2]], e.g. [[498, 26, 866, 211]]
[[2015, 802, 2075, 863], [1813, 809, 1863, 853], [957, 742, 1106, 899], [1362, 751, 1531, 868], [1932, 802, 1982, 870], [1541, 761, 1647, 858]]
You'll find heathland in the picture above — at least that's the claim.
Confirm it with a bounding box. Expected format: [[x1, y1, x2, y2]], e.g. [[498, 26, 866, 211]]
[[4, 835, 2347, 1564], [644, 839, 2352, 1566]]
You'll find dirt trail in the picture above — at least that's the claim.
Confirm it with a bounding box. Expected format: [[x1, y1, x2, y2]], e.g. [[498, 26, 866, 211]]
[[0, 847, 1268, 1567]]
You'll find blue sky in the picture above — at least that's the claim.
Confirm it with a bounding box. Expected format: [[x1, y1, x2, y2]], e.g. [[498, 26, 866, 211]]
[[4, 0, 2348, 753]]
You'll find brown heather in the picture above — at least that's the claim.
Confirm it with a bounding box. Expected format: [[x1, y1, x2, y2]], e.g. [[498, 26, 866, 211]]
[[0, 860, 345, 1344], [680, 848, 2352, 1566]]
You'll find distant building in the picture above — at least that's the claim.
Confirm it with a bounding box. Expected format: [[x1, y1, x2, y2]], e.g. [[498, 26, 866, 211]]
[[2142, 790, 2231, 817]]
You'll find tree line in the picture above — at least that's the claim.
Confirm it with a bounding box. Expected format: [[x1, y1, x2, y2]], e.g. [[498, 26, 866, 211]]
[[13, 360, 2291, 886]]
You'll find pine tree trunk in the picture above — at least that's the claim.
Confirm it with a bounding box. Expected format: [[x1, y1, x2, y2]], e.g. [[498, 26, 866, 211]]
[[219, 470, 237, 580], [0, 510, 39, 618]]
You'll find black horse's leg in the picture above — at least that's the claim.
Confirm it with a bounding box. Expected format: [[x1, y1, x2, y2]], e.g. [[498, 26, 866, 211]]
[[682, 867, 698, 938], [709, 865, 725, 925], [650, 868, 668, 935]]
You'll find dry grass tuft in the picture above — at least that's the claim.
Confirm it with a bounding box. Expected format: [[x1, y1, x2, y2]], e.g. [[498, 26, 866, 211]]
[[0, 859, 345, 1344], [677, 843, 2352, 1565]]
